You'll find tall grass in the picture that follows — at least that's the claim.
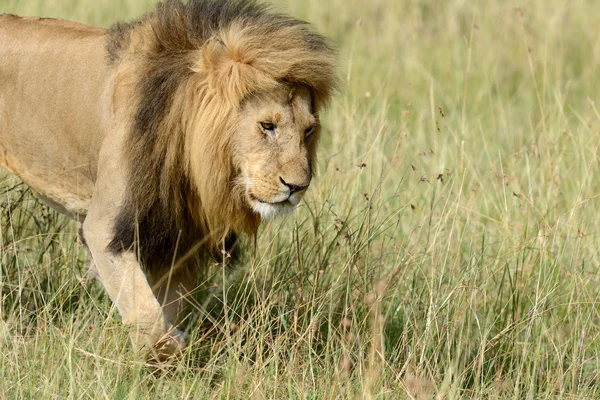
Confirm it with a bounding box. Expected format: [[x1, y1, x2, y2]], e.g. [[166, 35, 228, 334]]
[[2, 0, 600, 398]]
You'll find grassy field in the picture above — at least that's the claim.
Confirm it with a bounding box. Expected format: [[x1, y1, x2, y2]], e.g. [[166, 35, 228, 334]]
[[2, 0, 600, 398]]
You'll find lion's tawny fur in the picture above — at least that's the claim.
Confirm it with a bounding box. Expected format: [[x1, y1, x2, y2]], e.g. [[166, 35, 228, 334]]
[[0, 0, 337, 356]]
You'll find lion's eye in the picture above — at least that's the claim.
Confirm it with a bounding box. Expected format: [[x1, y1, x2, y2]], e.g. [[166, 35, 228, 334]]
[[304, 126, 315, 137], [260, 122, 275, 132]]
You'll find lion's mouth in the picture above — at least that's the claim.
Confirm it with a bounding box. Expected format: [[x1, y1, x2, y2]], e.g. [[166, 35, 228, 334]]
[[249, 193, 291, 206], [248, 192, 300, 220]]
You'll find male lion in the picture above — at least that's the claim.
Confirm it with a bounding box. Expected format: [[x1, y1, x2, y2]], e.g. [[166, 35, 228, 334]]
[[0, 0, 336, 358]]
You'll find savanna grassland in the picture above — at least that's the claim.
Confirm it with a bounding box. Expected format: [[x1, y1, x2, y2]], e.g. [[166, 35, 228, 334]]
[[2, 0, 600, 398]]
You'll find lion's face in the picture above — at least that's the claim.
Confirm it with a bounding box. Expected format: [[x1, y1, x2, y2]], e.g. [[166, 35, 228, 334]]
[[232, 85, 318, 220]]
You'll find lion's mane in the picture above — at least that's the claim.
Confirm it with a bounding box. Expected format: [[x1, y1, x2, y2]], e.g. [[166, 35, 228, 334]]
[[105, 0, 337, 269]]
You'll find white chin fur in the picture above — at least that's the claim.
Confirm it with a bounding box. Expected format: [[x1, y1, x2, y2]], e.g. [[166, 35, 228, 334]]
[[252, 201, 297, 220]]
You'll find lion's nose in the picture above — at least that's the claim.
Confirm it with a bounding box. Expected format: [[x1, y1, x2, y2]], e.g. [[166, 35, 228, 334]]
[[280, 177, 309, 194]]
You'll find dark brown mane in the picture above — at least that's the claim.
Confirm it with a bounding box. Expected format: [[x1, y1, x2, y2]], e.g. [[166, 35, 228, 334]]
[[106, 0, 338, 270]]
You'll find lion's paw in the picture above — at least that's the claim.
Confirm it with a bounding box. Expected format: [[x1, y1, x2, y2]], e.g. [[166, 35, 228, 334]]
[[150, 325, 188, 361]]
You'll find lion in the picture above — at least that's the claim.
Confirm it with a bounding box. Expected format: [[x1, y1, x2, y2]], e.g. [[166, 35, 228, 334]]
[[0, 0, 337, 358]]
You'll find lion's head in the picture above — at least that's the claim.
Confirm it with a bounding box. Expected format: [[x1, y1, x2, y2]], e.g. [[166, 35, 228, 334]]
[[232, 84, 317, 220], [107, 0, 337, 261]]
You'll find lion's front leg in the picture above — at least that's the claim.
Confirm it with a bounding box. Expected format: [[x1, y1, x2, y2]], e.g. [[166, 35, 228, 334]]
[[81, 127, 187, 358], [82, 219, 187, 357]]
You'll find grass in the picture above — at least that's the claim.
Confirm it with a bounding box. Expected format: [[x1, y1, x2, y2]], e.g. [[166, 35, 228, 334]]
[[2, 0, 600, 398]]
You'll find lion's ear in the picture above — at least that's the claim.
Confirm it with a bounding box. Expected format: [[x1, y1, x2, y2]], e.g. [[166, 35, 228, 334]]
[[197, 37, 275, 104]]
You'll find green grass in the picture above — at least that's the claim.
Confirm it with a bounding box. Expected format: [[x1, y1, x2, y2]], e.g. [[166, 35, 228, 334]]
[[2, 0, 600, 398]]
